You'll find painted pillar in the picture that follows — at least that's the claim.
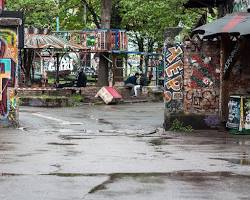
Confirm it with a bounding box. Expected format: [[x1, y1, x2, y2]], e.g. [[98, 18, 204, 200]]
[[164, 44, 184, 113], [0, 12, 23, 127]]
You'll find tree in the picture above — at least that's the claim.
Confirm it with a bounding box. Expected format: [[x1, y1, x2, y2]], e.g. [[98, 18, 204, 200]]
[[97, 0, 112, 86], [6, 0, 59, 29], [120, 0, 201, 50]]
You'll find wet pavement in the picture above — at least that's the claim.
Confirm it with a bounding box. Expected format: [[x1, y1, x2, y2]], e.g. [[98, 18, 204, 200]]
[[0, 103, 250, 200]]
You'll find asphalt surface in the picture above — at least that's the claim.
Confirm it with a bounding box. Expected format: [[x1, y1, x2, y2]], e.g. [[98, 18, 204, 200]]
[[0, 103, 250, 200]]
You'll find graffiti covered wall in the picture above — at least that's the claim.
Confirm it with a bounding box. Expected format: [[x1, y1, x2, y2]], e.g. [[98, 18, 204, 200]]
[[0, 28, 19, 127], [233, 0, 250, 12], [182, 41, 220, 116], [164, 45, 184, 113]]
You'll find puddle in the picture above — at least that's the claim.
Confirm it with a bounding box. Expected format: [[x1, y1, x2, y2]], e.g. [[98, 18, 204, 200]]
[[98, 119, 113, 125], [47, 142, 77, 146], [211, 158, 250, 166], [149, 138, 169, 146], [59, 135, 92, 140]]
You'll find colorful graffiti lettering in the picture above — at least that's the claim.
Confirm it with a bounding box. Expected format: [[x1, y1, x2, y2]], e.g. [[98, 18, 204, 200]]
[[0, 28, 18, 125], [164, 45, 184, 112]]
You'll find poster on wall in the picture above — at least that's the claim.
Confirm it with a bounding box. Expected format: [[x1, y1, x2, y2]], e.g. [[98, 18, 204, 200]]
[[244, 97, 250, 130], [226, 96, 241, 129]]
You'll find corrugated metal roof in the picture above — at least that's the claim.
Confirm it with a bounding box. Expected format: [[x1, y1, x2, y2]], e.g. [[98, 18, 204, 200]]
[[193, 12, 250, 37], [24, 34, 87, 50]]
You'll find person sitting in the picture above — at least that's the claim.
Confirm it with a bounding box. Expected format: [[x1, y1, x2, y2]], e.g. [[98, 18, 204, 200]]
[[124, 72, 140, 97], [139, 73, 148, 87]]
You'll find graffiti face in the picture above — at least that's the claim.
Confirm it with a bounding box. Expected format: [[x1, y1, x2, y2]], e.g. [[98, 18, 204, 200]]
[[164, 45, 184, 112]]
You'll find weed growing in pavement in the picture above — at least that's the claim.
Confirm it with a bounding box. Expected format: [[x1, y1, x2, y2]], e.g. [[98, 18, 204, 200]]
[[170, 119, 193, 133]]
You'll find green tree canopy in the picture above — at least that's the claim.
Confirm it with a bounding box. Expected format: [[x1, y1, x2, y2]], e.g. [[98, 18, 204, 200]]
[[6, 0, 59, 29]]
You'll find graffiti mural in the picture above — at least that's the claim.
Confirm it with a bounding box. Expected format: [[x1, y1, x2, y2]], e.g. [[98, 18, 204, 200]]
[[189, 55, 220, 88], [183, 45, 220, 114], [0, 28, 18, 126], [164, 45, 184, 112], [184, 89, 219, 111], [233, 0, 250, 12], [54, 30, 128, 51]]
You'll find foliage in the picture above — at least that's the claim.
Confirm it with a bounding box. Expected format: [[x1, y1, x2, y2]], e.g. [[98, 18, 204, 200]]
[[58, 0, 101, 30], [6, 0, 59, 29], [119, 0, 202, 49], [170, 119, 193, 133]]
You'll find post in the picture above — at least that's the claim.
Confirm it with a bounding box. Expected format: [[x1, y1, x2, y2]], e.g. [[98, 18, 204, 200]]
[[219, 35, 231, 122], [56, 53, 60, 84], [56, 0, 60, 32]]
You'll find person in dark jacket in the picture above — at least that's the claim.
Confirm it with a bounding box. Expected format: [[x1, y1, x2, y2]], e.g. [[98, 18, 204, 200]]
[[76, 68, 87, 87], [124, 72, 140, 96]]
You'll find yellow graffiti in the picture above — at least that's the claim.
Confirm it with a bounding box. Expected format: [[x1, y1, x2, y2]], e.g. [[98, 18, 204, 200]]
[[167, 46, 183, 63], [0, 30, 17, 46]]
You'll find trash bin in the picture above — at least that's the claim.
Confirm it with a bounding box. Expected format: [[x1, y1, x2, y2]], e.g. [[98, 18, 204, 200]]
[[227, 95, 250, 134]]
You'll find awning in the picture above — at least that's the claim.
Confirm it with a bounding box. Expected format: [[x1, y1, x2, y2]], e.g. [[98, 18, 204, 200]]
[[24, 34, 87, 50], [193, 12, 250, 38], [185, 0, 224, 8]]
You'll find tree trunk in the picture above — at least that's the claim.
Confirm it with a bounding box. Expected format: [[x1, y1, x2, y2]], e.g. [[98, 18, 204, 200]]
[[135, 34, 144, 72], [98, 0, 112, 87], [24, 49, 34, 86]]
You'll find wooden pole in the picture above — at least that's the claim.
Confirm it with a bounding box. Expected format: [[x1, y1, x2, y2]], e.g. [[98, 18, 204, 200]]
[[56, 53, 60, 84], [219, 35, 231, 122]]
